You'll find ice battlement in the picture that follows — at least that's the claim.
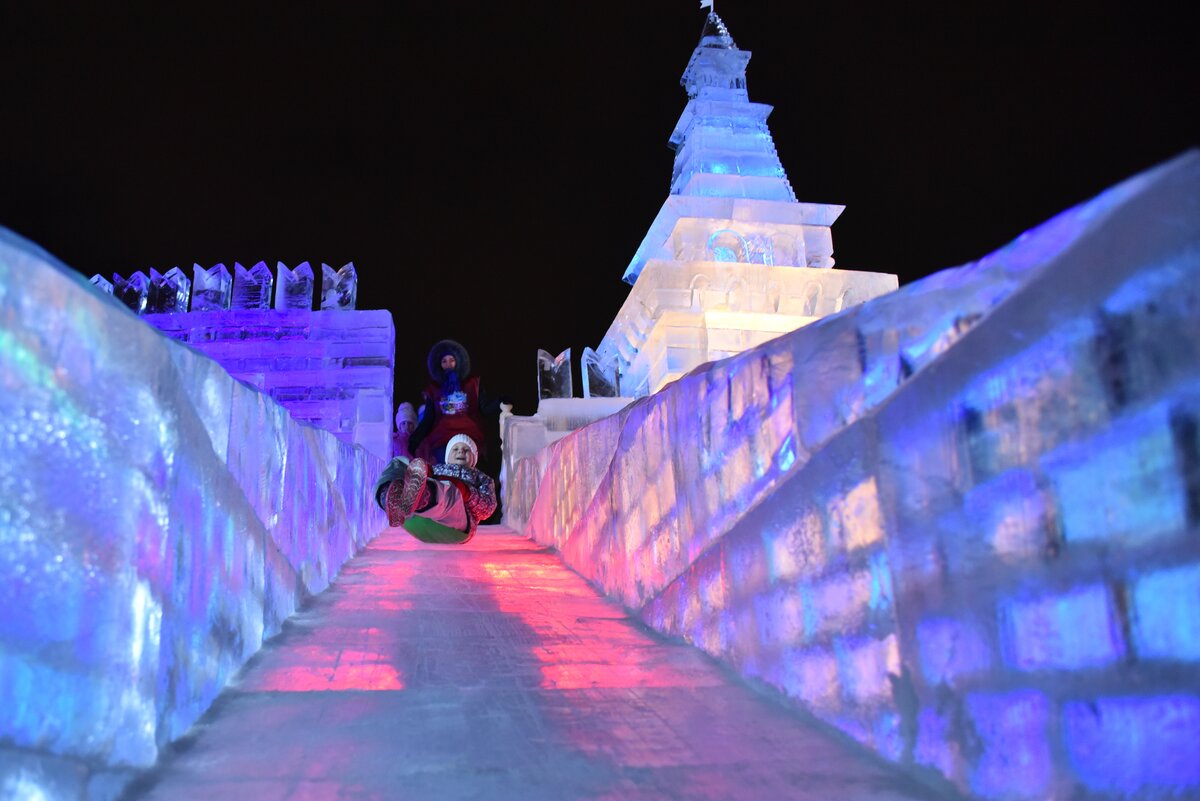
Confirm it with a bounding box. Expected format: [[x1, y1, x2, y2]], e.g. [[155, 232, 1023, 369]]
[[89, 260, 393, 459]]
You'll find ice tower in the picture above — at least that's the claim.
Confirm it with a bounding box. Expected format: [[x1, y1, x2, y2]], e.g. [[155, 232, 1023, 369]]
[[591, 12, 898, 397]]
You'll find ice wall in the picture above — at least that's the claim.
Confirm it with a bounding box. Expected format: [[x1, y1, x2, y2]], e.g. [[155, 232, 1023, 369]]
[[504, 151, 1200, 799], [147, 308, 395, 461], [0, 229, 387, 798]]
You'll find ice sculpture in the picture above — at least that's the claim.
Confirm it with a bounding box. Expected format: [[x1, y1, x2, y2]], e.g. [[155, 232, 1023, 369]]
[[274, 260, 314, 310], [320, 262, 357, 310], [192, 262, 232, 311], [0, 226, 387, 796], [143, 308, 396, 460], [147, 267, 191, 313], [590, 12, 898, 397], [537, 348, 572, 399], [112, 270, 149, 314], [581, 346, 623, 398], [232, 260, 274, 310], [505, 151, 1200, 800], [89, 273, 113, 295]]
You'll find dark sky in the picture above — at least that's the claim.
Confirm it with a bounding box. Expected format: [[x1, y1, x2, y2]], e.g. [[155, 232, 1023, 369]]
[[2, 2, 1196, 416]]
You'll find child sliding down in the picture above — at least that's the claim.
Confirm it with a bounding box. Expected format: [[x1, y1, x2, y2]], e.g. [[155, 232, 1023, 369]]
[[373, 434, 497, 543]]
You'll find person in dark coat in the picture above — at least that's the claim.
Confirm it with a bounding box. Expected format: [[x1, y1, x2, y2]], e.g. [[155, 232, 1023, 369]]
[[409, 339, 497, 464]]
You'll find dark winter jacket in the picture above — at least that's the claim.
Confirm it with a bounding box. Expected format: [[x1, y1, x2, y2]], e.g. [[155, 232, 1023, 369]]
[[430, 462, 497, 536], [409, 339, 498, 461]]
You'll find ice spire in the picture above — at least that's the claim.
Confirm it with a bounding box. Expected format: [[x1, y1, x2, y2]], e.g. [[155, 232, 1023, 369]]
[[664, 11, 795, 207]]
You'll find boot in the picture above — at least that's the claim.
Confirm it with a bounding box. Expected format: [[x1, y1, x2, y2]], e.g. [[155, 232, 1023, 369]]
[[385, 457, 429, 526]]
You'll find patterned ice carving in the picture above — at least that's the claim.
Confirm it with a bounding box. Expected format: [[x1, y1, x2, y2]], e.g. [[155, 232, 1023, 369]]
[[274, 261, 314, 311], [191, 263, 232, 311], [320, 262, 357, 310], [537, 348, 573, 400], [147, 267, 191, 314], [113, 271, 149, 314], [582, 347, 622, 398], [232, 261, 274, 310]]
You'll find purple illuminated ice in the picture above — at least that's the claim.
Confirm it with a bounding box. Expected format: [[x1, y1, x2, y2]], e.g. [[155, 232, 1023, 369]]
[[274, 261, 314, 310], [232, 260, 274, 310], [192, 263, 232, 311]]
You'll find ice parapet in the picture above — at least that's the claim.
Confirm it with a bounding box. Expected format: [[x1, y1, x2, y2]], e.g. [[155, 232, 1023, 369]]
[[89, 273, 114, 295], [148, 267, 191, 313], [232, 260, 274, 310], [504, 152, 1200, 799], [537, 348, 572, 399], [582, 346, 623, 398], [275, 261, 314, 310], [320, 262, 357, 310], [0, 227, 386, 790], [113, 270, 149, 314], [192, 262, 232, 311]]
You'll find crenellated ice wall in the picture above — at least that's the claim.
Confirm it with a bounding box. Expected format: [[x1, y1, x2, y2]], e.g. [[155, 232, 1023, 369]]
[[504, 151, 1200, 799], [0, 229, 387, 798]]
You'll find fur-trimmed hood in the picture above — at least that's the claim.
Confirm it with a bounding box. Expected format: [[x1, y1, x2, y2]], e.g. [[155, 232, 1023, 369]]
[[426, 339, 471, 384]]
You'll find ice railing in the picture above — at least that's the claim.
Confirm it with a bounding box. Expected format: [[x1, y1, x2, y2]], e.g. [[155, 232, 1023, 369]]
[[503, 152, 1200, 799], [0, 230, 387, 797]]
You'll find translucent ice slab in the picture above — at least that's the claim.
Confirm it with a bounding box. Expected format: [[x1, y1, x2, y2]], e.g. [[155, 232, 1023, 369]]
[[0, 228, 387, 790], [504, 151, 1200, 799]]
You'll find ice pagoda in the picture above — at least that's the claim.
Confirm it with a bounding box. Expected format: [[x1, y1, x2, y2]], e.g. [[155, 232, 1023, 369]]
[[588, 12, 898, 398]]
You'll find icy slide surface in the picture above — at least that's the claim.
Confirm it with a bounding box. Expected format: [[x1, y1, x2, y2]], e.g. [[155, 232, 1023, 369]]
[[508, 152, 1200, 799], [0, 229, 386, 788]]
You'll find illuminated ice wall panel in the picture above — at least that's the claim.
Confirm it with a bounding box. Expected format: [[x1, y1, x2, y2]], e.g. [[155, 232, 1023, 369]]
[[593, 14, 900, 399], [145, 309, 394, 461], [508, 152, 1200, 799], [0, 229, 387, 797], [601, 259, 898, 397]]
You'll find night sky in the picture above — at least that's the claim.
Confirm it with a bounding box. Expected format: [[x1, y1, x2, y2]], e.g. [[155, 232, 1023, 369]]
[[3, 2, 1195, 417]]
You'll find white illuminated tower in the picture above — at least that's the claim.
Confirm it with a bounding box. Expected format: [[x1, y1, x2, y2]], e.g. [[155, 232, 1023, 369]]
[[588, 12, 898, 398]]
